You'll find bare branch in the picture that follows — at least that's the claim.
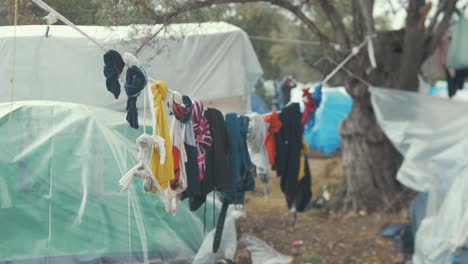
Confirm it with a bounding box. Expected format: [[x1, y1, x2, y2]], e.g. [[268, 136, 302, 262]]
[[427, 0, 458, 53], [134, 0, 330, 43], [356, 0, 375, 35], [427, 0, 449, 32], [316, 0, 351, 49]]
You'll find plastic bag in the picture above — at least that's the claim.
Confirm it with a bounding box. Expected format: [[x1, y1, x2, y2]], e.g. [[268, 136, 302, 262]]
[[240, 235, 292, 264], [446, 19, 468, 70], [193, 207, 238, 264]]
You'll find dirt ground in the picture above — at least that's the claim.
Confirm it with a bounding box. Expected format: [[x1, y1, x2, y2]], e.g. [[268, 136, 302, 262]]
[[236, 157, 408, 264]]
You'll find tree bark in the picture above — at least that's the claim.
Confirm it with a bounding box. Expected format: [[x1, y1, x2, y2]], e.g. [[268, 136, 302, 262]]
[[338, 78, 403, 212]]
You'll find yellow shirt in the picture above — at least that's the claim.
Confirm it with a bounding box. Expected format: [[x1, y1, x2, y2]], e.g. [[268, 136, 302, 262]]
[[149, 81, 174, 192]]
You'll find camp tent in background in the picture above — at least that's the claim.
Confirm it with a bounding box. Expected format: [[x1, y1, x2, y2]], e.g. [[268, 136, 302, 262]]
[[0, 101, 219, 263], [291, 85, 352, 155], [0, 22, 259, 263], [0, 23, 263, 113], [250, 93, 270, 114]]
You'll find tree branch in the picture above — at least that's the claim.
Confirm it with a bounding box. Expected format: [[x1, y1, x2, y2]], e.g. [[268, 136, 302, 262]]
[[133, 0, 330, 43], [356, 0, 375, 36], [316, 0, 351, 49], [427, 0, 458, 53], [427, 0, 448, 32]]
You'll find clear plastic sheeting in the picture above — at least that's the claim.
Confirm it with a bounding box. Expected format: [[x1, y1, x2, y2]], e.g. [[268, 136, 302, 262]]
[[0, 101, 218, 263], [193, 207, 238, 264], [240, 235, 292, 264], [371, 88, 468, 264]]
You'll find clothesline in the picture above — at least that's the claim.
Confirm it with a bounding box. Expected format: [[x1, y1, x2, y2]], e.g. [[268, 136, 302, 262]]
[[30, 0, 177, 94]]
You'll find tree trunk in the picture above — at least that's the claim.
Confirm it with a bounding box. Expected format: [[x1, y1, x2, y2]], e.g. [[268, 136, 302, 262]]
[[338, 80, 403, 212], [336, 30, 417, 212]]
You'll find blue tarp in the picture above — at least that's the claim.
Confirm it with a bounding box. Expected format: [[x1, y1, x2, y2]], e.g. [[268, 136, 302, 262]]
[[304, 88, 352, 155], [250, 93, 270, 114], [428, 83, 468, 97]]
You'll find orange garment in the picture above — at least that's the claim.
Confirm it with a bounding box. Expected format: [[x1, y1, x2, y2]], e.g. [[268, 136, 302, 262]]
[[263, 111, 282, 166]]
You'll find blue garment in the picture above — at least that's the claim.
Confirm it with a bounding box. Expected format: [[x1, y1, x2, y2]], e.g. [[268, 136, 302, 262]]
[[220, 114, 255, 205], [304, 86, 352, 154]]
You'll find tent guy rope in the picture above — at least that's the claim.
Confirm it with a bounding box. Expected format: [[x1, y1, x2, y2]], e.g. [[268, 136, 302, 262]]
[[8, 0, 18, 129]]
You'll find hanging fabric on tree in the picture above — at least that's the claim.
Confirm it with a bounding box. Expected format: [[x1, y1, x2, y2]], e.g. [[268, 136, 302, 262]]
[[125, 65, 148, 129], [149, 80, 174, 192]]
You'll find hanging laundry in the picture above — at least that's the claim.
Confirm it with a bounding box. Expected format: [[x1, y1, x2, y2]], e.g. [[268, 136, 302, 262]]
[[237, 115, 256, 205], [125, 65, 148, 129], [263, 111, 282, 167], [304, 83, 323, 132], [221, 114, 256, 205], [446, 18, 468, 70], [192, 101, 213, 181], [225, 113, 242, 185], [275, 103, 306, 211], [149, 81, 174, 192], [205, 108, 232, 192], [180, 96, 202, 205], [298, 139, 309, 181], [280, 75, 297, 106], [301, 87, 316, 128], [246, 113, 269, 185], [168, 91, 188, 194], [445, 67, 468, 98], [103, 50, 125, 99], [295, 152, 312, 212]]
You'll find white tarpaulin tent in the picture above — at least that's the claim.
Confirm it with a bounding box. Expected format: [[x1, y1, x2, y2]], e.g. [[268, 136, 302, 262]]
[[371, 88, 468, 264], [0, 22, 263, 113]]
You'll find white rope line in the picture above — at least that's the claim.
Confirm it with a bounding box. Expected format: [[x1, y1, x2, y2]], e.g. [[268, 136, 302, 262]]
[[322, 36, 373, 84], [8, 0, 18, 129], [31, 0, 108, 51], [249, 35, 340, 47]]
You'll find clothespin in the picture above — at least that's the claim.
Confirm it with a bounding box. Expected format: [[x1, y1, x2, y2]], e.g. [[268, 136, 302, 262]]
[[43, 12, 58, 37], [123, 52, 138, 67]]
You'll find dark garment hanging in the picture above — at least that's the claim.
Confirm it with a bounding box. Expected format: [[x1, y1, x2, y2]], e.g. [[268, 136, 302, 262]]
[[214, 115, 255, 254], [235, 116, 256, 204], [190, 108, 233, 211], [219, 114, 255, 205], [204, 108, 232, 193], [295, 155, 312, 212], [181, 143, 201, 201], [274, 103, 303, 210], [445, 67, 468, 98]]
